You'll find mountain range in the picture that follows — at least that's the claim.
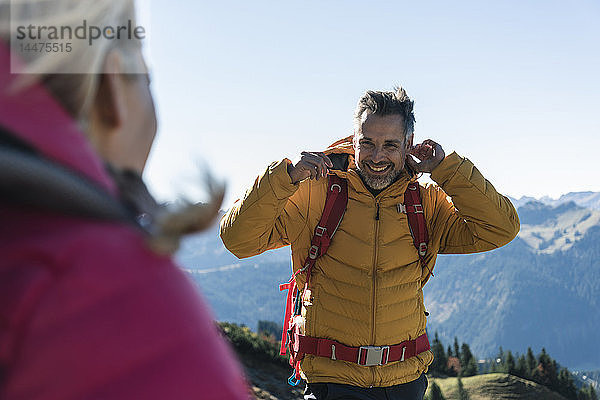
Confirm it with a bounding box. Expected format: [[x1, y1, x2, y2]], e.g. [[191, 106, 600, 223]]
[[508, 192, 600, 211], [178, 191, 600, 370]]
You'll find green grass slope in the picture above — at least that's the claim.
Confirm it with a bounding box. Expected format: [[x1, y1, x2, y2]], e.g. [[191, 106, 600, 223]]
[[428, 373, 568, 400]]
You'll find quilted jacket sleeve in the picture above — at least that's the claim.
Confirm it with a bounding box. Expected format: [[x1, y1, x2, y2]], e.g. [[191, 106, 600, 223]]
[[428, 152, 520, 254], [220, 159, 307, 258]]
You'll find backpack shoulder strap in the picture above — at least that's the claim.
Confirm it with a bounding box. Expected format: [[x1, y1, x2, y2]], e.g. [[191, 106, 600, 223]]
[[309, 174, 348, 257], [279, 175, 348, 357], [403, 182, 434, 285]]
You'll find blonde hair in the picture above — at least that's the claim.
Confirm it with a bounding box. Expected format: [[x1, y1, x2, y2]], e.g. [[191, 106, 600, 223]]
[[1, 0, 224, 254], [1, 0, 143, 124]]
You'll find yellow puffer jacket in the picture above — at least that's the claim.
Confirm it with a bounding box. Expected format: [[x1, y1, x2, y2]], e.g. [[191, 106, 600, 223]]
[[220, 138, 520, 387]]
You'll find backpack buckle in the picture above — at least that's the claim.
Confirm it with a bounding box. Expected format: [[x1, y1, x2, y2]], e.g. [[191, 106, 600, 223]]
[[419, 242, 427, 256], [309, 245, 320, 259], [315, 226, 327, 237]]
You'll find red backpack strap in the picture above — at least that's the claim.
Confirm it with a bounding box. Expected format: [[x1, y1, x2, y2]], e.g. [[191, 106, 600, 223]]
[[298, 174, 348, 285], [403, 182, 434, 285], [278, 175, 348, 383]]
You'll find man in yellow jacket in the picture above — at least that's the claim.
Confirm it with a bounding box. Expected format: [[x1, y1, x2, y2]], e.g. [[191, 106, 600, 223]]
[[220, 87, 520, 400]]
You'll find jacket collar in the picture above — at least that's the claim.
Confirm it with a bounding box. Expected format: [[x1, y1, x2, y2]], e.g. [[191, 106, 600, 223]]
[[332, 168, 413, 199]]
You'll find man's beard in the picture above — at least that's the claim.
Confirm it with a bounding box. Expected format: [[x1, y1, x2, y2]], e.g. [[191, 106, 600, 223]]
[[355, 161, 403, 191]]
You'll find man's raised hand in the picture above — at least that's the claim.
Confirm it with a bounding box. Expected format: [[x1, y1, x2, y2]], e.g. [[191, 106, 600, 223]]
[[406, 139, 445, 173], [287, 152, 334, 184]]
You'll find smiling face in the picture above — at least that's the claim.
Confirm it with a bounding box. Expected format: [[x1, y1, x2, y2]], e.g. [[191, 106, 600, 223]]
[[353, 113, 413, 191]]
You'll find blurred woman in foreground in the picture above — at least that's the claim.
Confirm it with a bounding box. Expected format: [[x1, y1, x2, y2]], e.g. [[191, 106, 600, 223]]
[[0, 1, 248, 398]]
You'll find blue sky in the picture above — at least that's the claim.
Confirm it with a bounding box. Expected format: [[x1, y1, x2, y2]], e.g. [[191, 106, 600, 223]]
[[142, 0, 600, 207]]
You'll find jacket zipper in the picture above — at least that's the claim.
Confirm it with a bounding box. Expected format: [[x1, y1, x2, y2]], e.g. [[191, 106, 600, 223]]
[[371, 201, 380, 346]]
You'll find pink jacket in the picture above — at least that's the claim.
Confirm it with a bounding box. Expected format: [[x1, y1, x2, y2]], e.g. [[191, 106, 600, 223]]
[[0, 42, 248, 400]]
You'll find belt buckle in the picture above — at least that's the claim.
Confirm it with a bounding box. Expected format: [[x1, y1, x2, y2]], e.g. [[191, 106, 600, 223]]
[[357, 345, 390, 366]]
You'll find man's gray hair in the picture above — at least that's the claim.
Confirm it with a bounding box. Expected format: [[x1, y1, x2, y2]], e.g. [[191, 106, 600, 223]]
[[354, 87, 416, 139]]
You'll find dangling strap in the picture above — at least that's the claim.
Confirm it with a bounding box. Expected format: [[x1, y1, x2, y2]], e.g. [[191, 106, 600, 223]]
[[279, 278, 297, 355], [403, 182, 434, 285]]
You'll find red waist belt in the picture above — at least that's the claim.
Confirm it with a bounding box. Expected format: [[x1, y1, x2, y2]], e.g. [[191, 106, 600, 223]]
[[292, 332, 430, 367]]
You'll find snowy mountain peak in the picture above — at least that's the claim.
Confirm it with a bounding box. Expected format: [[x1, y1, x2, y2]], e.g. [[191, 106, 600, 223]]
[[510, 191, 600, 211], [517, 201, 600, 254]]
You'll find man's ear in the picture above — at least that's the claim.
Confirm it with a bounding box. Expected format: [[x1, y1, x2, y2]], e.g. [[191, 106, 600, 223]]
[[405, 132, 414, 152], [93, 50, 127, 130]]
